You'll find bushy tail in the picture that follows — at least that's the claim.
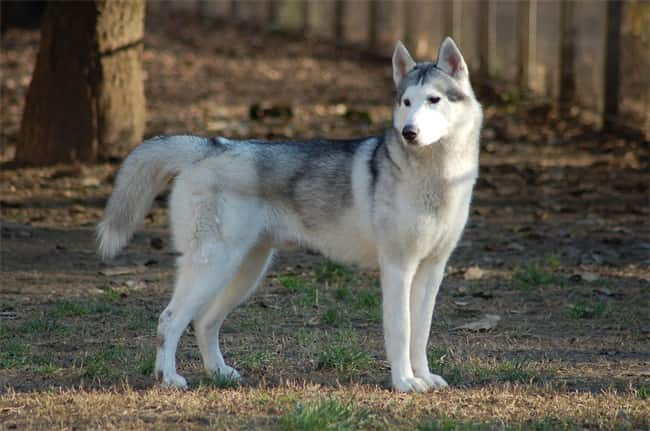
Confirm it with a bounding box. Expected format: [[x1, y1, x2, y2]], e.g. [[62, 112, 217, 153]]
[[97, 135, 213, 259]]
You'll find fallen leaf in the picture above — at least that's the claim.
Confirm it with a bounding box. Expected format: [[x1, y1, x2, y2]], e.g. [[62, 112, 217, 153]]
[[99, 266, 146, 276], [506, 242, 525, 252], [454, 314, 501, 332], [464, 266, 484, 280], [580, 271, 600, 282]]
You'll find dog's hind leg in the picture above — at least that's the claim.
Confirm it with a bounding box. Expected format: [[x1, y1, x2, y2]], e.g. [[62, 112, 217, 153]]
[[194, 243, 274, 381], [154, 240, 256, 389]]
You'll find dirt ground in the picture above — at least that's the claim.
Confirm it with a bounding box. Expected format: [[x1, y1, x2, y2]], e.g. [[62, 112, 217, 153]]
[[1, 10, 649, 431]]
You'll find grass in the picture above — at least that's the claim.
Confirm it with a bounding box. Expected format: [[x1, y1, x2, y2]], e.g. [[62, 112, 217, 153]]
[[428, 349, 541, 387], [278, 274, 320, 307], [0, 339, 31, 369], [197, 373, 241, 389], [318, 331, 374, 377], [282, 397, 369, 431], [315, 261, 354, 284], [512, 256, 564, 291], [237, 350, 276, 371], [83, 345, 129, 381], [568, 300, 607, 319]]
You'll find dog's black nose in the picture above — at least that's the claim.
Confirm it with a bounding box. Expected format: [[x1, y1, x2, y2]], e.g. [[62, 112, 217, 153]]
[[402, 125, 419, 142]]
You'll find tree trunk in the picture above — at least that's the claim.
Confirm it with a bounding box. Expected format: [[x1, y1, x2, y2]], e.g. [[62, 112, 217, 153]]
[[16, 0, 145, 165]]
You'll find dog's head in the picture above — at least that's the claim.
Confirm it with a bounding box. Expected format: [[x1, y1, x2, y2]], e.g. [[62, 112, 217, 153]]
[[392, 37, 473, 147]]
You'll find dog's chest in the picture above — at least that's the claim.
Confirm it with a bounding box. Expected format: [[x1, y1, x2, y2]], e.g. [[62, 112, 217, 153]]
[[392, 178, 473, 257]]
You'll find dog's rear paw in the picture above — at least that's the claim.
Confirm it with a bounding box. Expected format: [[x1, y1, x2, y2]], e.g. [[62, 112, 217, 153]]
[[392, 376, 429, 393], [416, 372, 449, 390], [160, 373, 188, 390]]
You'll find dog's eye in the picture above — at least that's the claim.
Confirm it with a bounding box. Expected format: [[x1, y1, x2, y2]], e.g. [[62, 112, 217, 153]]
[[427, 96, 441, 104], [403, 99, 411, 107]]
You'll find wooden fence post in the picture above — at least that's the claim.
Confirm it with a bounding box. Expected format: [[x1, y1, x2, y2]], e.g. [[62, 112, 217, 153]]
[[442, 0, 461, 42], [517, 0, 537, 93], [230, 0, 238, 21], [477, 0, 494, 80], [603, 0, 623, 130], [368, 1, 379, 51], [301, 0, 310, 34], [333, 0, 344, 43], [267, 0, 278, 24], [403, 0, 417, 53], [558, 0, 576, 113]]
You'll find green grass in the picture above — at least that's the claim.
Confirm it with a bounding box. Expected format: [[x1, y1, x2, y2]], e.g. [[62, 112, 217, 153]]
[[295, 328, 321, 348], [83, 345, 128, 381], [334, 286, 353, 302], [51, 300, 99, 318], [352, 289, 381, 321], [314, 261, 353, 285], [568, 300, 607, 319], [637, 384, 649, 400], [323, 307, 340, 325], [278, 275, 309, 293], [282, 398, 369, 431], [136, 348, 156, 376], [237, 351, 275, 371], [0, 339, 31, 369], [473, 360, 537, 384], [318, 331, 373, 376], [428, 350, 540, 386], [513, 259, 564, 292], [19, 313, 68, 335], [278, 274, 320, 307], [197, 373, 241, 389]]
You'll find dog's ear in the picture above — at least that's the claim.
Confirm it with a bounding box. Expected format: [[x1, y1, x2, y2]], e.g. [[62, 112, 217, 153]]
[[392, 41, 416, 87], [436, 37, 468, 80]]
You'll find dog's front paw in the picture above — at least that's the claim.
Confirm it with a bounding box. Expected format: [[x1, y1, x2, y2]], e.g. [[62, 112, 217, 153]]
[[392, 375, 429, 393], [160, 373, 188, 390], [216, 365, 241, 381], [415, 371, 448, 390]]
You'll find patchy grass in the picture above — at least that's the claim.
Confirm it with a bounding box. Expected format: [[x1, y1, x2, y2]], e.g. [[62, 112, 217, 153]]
[[282, 397, 369, 431], [512, 258, 564, 291], [428, 350, 543, 387], [83, 345, 129, 382], [315, 261, 354, 285], [197, 373, 241, 389], [318, 331, 374, 377], [568, 300, 607, 319], [0, 339, 30, 369], [238, 350, 276, 371]]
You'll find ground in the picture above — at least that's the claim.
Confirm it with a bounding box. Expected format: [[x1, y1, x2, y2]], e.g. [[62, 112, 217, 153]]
[[1, 11, 649, 431]]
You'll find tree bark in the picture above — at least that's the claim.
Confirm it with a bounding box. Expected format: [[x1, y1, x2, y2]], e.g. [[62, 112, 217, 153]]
[[16, 0, 145, 165]]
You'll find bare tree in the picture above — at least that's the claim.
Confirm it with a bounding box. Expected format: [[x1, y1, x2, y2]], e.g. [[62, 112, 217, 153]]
[[16, 0, 145, 165]]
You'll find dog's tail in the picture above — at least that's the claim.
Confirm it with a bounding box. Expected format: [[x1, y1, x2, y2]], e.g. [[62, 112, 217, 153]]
[[97, 135, 214, 260]]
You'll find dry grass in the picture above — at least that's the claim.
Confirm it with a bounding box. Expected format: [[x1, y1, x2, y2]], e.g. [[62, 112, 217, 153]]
[[1, 383, 648, 430]]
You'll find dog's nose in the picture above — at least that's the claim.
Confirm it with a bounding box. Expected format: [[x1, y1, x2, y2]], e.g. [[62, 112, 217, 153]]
[[402, 125, 419, 142]]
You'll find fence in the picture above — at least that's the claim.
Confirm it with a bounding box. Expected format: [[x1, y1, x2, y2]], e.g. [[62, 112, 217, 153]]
[[152, 0, 650, 137]]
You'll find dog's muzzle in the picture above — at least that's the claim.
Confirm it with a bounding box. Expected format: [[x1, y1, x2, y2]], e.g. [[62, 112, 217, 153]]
[[402, 125, 419, 144]]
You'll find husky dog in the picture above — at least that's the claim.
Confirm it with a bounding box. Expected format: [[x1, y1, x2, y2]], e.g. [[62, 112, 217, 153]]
[[98, 38, 482, 392]]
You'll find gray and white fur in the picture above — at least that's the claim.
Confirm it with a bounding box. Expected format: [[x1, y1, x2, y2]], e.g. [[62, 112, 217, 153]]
[[98, 37, 483, 392]]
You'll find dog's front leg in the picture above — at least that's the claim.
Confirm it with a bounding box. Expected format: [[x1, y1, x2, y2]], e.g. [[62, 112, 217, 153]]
[[379, 257, 428, 392], [409, 258, 449, 389]]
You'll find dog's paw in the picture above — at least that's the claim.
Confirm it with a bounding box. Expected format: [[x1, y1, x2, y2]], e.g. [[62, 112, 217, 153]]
[[216, 365, 241, 381], [415, 371, 449, 390], [392, 376, 429, 393], [160, 373, 188, 390]]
